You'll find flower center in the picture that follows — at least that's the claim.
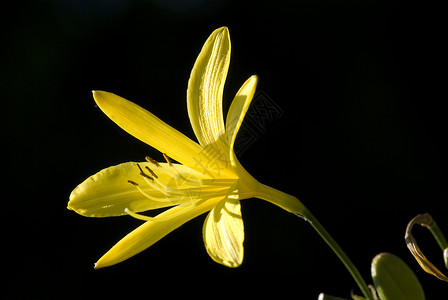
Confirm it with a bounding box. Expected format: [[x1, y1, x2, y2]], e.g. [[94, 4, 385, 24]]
[[124, 154, 235, 221]]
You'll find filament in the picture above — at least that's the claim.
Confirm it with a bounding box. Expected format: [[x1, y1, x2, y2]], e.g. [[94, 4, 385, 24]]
[[126, 157, 236, 207], [124, 208, 154, 221], [125, 206, 198, 222], [127, 181, 170, 203]]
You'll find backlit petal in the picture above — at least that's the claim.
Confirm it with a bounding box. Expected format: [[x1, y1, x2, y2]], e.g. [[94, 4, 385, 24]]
[[94, 196, 222, 269], [68, 162, 218, 217], [226, 75, 258, 151], [226, 75, 258, 165], [202, 191, 244, 268], [92, 91, 203, 171], [187, 26, 230, 149]]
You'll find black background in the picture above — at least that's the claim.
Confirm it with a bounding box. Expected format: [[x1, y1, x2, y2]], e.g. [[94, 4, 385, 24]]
[[3, 0, 447, 298]]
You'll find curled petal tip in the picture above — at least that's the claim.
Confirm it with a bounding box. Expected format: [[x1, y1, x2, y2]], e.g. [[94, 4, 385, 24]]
[[216, 26, 228, 32]]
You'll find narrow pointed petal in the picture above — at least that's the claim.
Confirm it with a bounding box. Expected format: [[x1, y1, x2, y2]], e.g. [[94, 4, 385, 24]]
[[226, 75, 258, 154], [92, 91, 204, 171], [68, 162, 213, 217], [94, 197, 222, 269], [187, 27, 230, 148], [203, 194, 244, 268]]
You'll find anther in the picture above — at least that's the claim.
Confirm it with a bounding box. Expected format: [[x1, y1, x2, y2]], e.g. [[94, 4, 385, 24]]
[[128, 180, 139, 186], [137, 163, 153, 180], [145, 166, 158, 179], [145, 156, 160, 167], [163, 153, 172, 166]]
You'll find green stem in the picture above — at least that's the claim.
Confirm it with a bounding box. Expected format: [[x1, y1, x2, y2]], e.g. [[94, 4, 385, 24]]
[[255, 184, 374, 300], [428, 220, 448, 268], [428, 220, 448, 251], [302, 210, 374, 300]]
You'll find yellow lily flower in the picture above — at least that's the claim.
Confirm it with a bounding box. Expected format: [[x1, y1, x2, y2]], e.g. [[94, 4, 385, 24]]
[[68, 26, 305, 269]]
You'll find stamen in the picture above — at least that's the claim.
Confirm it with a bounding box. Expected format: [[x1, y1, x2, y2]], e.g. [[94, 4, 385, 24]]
[[127, 181, 171, 203], [141, 175, 172, 195], [160, 153, 194, 185], [169, 166, 202, 186], [127, 174, 230, 206], [135, 167, 178, 196], [124, 208, 154, 221], [163, 153, 172, 166], [126, 156, 235, 207], [137, 163, 153, 180], [125, 207, 190, 222], [145, 156, 160, 167], [159, 154, 203, 187], [128, 178, 206, 205], [145, 166, 158, 179]]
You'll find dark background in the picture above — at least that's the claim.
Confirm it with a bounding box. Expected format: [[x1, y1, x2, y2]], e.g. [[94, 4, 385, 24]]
[[3, 0, 447, 298]]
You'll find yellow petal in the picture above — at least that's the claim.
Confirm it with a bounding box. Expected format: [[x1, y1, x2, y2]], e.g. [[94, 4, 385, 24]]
[[92, 91, 204, 171], [187, 27, 230, 149], [226, 75, 258, 153], [202, 192, 244, 268], [68, 162, 215, 217], [94, 196, 222, 269]]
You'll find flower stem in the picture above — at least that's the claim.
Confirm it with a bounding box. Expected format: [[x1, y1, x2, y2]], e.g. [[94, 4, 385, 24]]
[[301, 210, 374, 300], [426, 218, 448, 268], [428, 219, 448, 252], [255, 184, 374, 299]]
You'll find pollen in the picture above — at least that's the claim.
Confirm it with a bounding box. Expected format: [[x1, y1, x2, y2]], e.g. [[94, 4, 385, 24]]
[[145, 166, 158, 179], [163, 153, 173, 166], [126, 157, 233, 209], [137, 163, 153, 180], [145, 156, 160, 167]]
